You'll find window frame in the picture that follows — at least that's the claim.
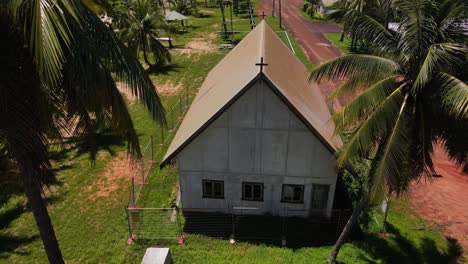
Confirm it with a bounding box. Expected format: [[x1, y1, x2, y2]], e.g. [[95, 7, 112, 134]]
[[241, 182, 264, 201], [202, 179, 224, 199], [310, 184, 330, 210], [281, 184, 305, 203]]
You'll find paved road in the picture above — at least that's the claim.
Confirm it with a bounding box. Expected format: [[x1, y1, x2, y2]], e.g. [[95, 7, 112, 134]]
[[257, 0, 343, 65]]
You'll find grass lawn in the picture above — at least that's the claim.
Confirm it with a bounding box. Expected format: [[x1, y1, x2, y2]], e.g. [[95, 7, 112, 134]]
[[324, 32, 352, 55], [0, 1, 464, 264]]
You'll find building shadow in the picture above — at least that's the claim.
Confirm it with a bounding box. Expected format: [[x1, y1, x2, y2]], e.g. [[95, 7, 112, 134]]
[[181, 210, 350, 248]]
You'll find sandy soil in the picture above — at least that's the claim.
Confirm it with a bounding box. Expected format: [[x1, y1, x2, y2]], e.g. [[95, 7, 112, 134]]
[[88, 152, 138, 201], [409, 144, 468, 250], [156, 82, 182, 96], [173, 39, 218, 56], [117, 81, 183, 100], [117, 82, 137, 103]]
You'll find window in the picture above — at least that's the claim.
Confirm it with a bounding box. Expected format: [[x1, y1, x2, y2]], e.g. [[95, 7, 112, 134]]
[[311, 184, 329, 210], [281, 184, 304, 203], [202, 180, 224, 199], [242, 182, 264, 201]]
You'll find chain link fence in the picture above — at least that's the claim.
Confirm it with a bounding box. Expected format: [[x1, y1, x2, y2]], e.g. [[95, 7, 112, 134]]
[[126, 206, 351, 246]]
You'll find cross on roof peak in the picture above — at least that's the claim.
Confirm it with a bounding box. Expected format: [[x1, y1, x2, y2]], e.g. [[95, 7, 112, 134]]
[[255, 56, 268, 73], [260, 11, 266, 20]]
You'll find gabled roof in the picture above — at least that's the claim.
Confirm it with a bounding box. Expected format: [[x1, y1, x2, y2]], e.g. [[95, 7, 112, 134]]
[[165, 11, 188, 21], [160, 21, 342, 168]]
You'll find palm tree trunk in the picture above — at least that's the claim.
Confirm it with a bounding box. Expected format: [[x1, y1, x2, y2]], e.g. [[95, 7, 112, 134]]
[[339, 30, 345, 42], [142, 43, 153, 67], [327, 195, 367, 264], [23, 177, 64, 264], [168, 37, 174, 48]]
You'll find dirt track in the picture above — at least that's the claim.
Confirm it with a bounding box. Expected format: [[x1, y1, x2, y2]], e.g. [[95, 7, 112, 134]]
[[257, 0, 468, 252]]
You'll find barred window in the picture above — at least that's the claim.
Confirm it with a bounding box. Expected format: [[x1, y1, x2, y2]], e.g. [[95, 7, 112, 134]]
[[202, 180, 224, 199], [242, 182, 264, 201], [311, 184, 329, 210], [281, 184, 304, 203]]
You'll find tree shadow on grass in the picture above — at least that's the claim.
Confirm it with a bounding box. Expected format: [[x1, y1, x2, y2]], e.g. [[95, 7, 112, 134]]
[[147, 63, 183, 76], [0, 234, 39, 259], [49, 131, 127, 165], [354, 223, 463, 264], [0, 203, 25, 230]]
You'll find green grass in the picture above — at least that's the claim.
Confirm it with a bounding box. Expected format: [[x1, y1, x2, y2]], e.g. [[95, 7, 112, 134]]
[[0, 1, 464, 264], [324, 32, 352, 55]]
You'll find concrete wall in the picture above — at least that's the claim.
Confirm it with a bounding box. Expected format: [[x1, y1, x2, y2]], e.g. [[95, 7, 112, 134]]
[[178, 80, 338, 217]]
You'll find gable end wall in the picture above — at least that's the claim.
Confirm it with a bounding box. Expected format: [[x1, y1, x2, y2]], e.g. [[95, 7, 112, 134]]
[[177, 80, 338, 216]]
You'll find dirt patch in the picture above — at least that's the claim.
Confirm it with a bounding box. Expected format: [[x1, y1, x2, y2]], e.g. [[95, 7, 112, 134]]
[[156, 82, 182, 96], [208, 32, 217, 39], [87, 152, 139, 201], [201, 10, 215, 14], [173, 39, 218, 56], [409, 144, 468, 254], [117, 82, 137, 103]]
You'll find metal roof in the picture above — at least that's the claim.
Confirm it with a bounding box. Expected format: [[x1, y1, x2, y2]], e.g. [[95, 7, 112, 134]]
[[160, 21, 342, 167], [165, 11, 188, 21]]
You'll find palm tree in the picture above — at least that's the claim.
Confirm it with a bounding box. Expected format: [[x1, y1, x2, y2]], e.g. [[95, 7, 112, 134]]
[[327, 0, 390, 50], [309, 0, 467, 262], [169, 0, 198, 16], [1, 0, 165, 262], [117, 0, 173, 67]]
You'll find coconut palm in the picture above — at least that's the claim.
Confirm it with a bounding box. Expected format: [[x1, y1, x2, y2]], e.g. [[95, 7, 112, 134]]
[[117, 0, 174, 67], [169, 0, 198, 16], [309, 0, 467, 262], [1, 0, 165, 262]]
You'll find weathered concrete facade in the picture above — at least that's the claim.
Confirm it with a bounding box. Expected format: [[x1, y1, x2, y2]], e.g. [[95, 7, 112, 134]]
[[178, 80, 338, 217]]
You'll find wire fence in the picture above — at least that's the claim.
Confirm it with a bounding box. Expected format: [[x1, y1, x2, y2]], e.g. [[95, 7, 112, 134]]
[[126, 206, 351, 246], [127, 86, 193, 208]]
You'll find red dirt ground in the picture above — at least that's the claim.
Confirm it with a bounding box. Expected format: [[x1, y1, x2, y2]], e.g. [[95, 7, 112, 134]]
[[257, 0, 468, 252]]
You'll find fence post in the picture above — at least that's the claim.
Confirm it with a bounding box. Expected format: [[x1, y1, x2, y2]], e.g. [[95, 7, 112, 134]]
[[336, 209, 342, 239], [141, 157, 145, 184], [150, 136, 154, 162], [282, 207, 287, 246], [230, 205, 235, 242], [126, 207, 132, 236], [186, 87, 189, 108], [179, 94, 183, 118], [131, 177, 135, 207], [161, 127, 164, 146]]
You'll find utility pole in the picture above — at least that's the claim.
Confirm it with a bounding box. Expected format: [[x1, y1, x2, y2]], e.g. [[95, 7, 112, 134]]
[[279, 0, 282, 29], [272, 0, 275, 17]]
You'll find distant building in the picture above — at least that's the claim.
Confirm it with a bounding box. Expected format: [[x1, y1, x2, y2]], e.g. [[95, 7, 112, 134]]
[[317, 0, 338, 15], [161, 21, 343, 218]]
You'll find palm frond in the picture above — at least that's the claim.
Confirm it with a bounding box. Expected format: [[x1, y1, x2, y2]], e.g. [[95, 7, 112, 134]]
[[413, 43, 466, 93], [149, 34, 172, 64], [309, 55, 401, 83], [344, 9, 395, 50], [12, 0, 79, 86], [61, 32, 142, 157], [333, 75, 402, 132], [395, 0, 437, 60], [80, 4, 166, 125], [434, 72, 468, 119], [369, 94, 412, 204], [336, 87, 404, 167]]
